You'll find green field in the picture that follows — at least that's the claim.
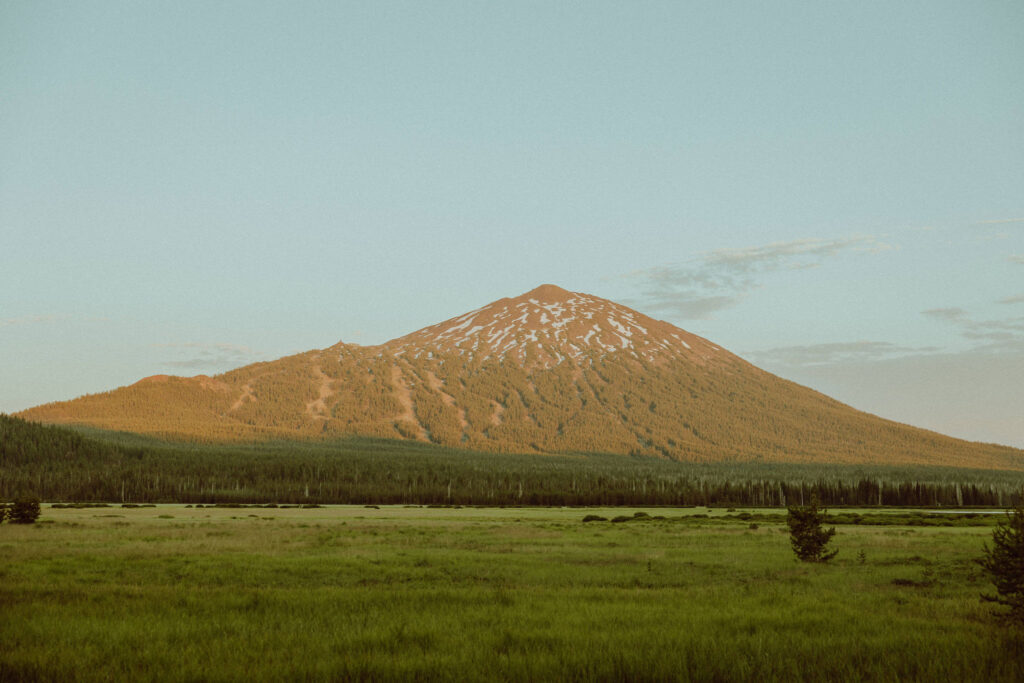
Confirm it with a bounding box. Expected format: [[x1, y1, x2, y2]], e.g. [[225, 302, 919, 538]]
[[3, 506, 1023, 682]]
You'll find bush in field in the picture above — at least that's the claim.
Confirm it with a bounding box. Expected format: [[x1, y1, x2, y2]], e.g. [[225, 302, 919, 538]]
[[787, 497, 837, 562], [9, 497, 41, 524], [0, 502, 7, 523], [978, 500, 1024, 623]]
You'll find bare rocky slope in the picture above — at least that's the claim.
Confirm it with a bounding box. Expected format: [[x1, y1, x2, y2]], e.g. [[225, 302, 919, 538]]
[[18, 284, 1024, 469]]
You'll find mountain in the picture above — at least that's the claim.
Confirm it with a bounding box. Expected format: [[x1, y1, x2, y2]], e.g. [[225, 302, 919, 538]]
[[17, 284, 1024, 469]]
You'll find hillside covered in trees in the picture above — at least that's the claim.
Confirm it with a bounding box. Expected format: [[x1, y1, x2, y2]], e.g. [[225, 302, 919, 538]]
[[17, 285, 1024, 470]]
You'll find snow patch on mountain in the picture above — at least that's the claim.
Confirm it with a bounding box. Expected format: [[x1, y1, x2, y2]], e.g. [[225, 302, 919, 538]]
[[386, 284, 718, 367]]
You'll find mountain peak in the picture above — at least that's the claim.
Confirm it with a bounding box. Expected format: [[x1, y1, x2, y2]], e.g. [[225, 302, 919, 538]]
[[386, 285, 719, 366], [518, 284, 572, 300]]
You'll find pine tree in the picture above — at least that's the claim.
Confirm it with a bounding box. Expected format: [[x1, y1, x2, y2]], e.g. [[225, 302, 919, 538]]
[[978, 499, 1024, 622], [787, 496, 838, 562], [9, 497, 41, 524]]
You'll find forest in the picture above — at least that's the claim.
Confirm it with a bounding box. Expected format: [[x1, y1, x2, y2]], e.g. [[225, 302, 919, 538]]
[[3, 414, 1023, 507]]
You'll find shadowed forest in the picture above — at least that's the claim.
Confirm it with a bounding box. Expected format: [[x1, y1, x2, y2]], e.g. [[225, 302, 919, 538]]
[[3, 415, 1022, 507]]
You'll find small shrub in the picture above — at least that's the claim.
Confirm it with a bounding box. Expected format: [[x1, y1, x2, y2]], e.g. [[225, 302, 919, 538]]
[[582, 514, 607, 523], [748, 523, 759, 530], [9, 497, 41, 524], [610, 515, 632, 523]]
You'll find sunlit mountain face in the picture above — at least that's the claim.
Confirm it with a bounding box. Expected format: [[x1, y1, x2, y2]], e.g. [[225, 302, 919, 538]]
[[18, 285, 1024, 470]]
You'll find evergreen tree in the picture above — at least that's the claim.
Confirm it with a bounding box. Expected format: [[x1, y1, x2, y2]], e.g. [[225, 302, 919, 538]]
[[787, 496, 838, 562], [978, 499, 1024, 622], [9, 497, 41, 524]]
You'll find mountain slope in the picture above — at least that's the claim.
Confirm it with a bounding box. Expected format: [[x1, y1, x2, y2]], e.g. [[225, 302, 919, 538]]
[[17, 285, 1024, 469]]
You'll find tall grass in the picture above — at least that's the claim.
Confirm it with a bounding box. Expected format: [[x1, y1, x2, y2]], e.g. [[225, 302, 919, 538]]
[[2, 506, 1023, 681]]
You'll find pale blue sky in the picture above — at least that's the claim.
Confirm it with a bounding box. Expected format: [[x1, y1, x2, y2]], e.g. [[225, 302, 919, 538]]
[[2, 2, 1022, 446]]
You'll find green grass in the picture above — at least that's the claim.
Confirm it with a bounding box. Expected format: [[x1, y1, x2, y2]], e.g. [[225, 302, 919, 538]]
[[2, 506, 1023, 682]]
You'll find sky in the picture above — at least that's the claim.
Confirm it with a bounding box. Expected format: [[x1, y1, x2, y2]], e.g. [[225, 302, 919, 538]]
[[2, 1, 1023, 447]]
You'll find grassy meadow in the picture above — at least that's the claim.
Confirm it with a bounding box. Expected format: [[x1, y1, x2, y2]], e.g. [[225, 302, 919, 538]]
[[3, 505, 1023, 682]]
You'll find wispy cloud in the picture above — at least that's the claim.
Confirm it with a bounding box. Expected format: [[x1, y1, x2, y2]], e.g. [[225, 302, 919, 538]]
[[922, 307, 969, 322], [960, 318, 1024, 346], [153, 342, 266, 371], [621, 235, 893, 319], [922, 307, 1024, 354], [971, 217, 1024, 243], [1010, 255, 1024, 265], [751, 304, 1024, 370], [0, 314, 62, 327], [746, 340, 937, 368], [975, 218, 1024, 226], [998, 295, 1024, 305], [0, 314, 110, 328], [703, 237, 893, 271]]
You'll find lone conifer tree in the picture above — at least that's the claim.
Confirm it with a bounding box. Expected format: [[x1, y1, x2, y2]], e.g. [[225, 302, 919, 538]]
[[787, 496, 838, 562], [978, 498, 1024, 622], [9, 497, 41, 524]]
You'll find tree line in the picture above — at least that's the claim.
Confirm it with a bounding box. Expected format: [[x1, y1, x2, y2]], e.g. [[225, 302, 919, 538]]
[[3, 415, 1023, 507]]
